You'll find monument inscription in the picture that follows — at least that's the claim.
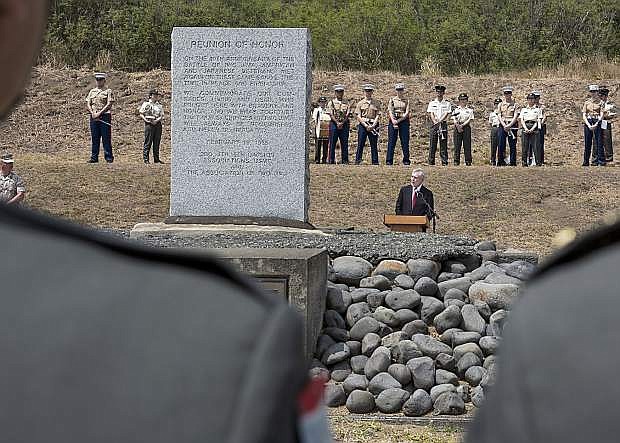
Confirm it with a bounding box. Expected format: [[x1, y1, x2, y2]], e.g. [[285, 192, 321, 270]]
[[170, 27, 312, 222]]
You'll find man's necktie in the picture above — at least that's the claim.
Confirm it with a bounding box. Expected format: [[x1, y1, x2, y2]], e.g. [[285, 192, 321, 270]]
[[411, 189, 417, 213]]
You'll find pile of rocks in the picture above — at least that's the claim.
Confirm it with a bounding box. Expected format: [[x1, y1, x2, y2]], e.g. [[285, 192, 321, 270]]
[[312, 241, 536, 416]]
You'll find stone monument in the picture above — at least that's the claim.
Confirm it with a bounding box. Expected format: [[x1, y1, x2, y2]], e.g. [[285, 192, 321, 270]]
[[169, 27, 312, 224]]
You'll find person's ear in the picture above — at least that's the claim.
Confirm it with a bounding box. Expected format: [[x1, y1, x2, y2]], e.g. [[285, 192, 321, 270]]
[[0, 0, 47, 118]]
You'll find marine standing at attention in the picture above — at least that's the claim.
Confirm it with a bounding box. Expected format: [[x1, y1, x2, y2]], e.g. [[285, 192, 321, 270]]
[[427, 85, 451, 165], [532, 90, 546, 165], [519, 93, 543, 166], [311, 96, 331, 164], [488, 98, 502, 166], [599, 87, 615, 163], [139, 89, 164, 164], [86, 72, 114, 163], [326, 85, 351, 164], [386, 83, 411, 166], [355, 84, 382, 165], [451, 93, 474, 166], [581, 84, 605, 166], [497, 86, 520, 166]]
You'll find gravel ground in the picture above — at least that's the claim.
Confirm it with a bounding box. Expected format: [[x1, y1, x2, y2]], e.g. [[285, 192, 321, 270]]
[[130, 229, 479, 264]]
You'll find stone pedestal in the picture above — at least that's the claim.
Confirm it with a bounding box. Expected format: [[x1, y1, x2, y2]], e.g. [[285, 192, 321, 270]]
[[209, 248, 327, 360]]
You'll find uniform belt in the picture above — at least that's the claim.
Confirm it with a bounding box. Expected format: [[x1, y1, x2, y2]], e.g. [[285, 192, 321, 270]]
[[492, 124, 500, 127], [525, 121, 537, 124]]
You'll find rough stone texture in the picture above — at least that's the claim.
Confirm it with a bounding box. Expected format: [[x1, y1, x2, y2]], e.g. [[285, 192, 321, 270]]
[[469, 282, 520, 311], [445, 299, 466, 309], [346, 390, 376, 414], [326, 286, 349, 314], [170, 27, 311, 221], [474, 300, 492, 321], [479, 336, 501, 356], [376, 388, 411, 413], [435, 369, 459, 386], [394, 309, 419, 324], [350, 355, 369, 374], [461, 304, 487, 335], [413, 334, 453, 358], [430, 384, 457, 403], [445, 261, 467, 275], [457, 384, 470, 403], [489, 309, 508, 336], [322, 327, 349, 342], [394, 274, 416, 289], [444, 288, 467, 301], [381, 331, 408, 349], [420, 296, 445, 324], [465, 366, 487, 387], [350, 316, 381, 341], [368, 372, 402, 395], [465, 265, 495, 282], [315, 334, 336, 359], [433, 392, 466, 415], [437, 272, 462, 283], [360, 275, 391, 291], [330, 360, 352, 382], [374, 307, 400, 328], [385, 290, 421, 310], [343, 373, 369, 395], [364, 350, 391, 380], [361, 333, 381, 356], [483, 355, 498, 370], [392, 340, 423, 364], [414, 277, 439, 297], [324, 309, 346, 329], [367, 291, 386, 310], [503, 260, 537, 280], [407, 259, 441, 281], [407, 356, 436, 391], [402, 320, 429, 336], [333, 256, 373, 286], [346, 340, 362, 356], [457, 352, 483, 377], [454, 343, 484, 362], [350, 287, 379, 303], [471, 385, 485, 407], [441, 330, 482, 347], [388, 363, 412, 386], [437, 276, 473, 299], [403, 389, 433, 417], [372, 260, 408, 281], [484, 272, 522, 286], [346, 302, 371, 328], [435, 353, 457, 372], [325, 384, 347, 407], [434, 305, 463, 334]]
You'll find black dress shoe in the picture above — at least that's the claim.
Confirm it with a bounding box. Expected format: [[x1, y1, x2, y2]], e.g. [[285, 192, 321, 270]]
[[106, 159, 114, 163], [582, 162, 589, 167], [154, 160, 164, 164], [87, 159, 98, 163]]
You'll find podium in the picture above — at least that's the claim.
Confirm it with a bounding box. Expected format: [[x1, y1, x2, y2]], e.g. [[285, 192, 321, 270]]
[[383, 215, 428, 233]]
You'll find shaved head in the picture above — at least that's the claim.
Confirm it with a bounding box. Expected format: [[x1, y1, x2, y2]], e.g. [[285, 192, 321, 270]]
[[0, 0, 48, 119]]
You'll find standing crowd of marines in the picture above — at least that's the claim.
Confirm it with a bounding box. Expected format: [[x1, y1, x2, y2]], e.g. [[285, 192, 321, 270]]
[[312, 83, 616, 167]]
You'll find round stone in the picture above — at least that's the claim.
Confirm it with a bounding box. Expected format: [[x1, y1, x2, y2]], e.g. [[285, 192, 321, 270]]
[[435, 353, 457, 372], [392, 340, 423, 364], [376, 388, 410, 413], [394, 273, 415, 289], [471, 385, 485, 407], [373, 259, 408, 281], [364, 349, 391, 380], [350, 288, 379, 303], [323, 327, 349, 342], [444, 288, 467, 302], [361, 332, 381, 356], [412, 334, 453, 358], [346, 302, 371, 328], [464, 365, 487, 387], [406, 259, 440, 281], [433, 304, 463, 334], [479, 336, 501, 356], [333, 256, 373, 286], [388, 363, 412, 386], [368, 372, 402, 395], [322, 342, 350, 366], [454, 343, 484, 362], [395, 309, 419, 324], [403, 389, 433, 416], [330, 360, 352, 382], [324, 309, 346, 329], [385, 289, 421, 310], [402, 319, 429, 336], [469, 282, 520, 311], [327, 286, 349, 314], [324, 383, 347, 407], [461, 304, 487, 335], [350, 355, 369, 374], [360, 275, 392, 291], [407, 356, 435, 391], [374, 306, 400, 328], [474, 300, 492, 321], [435, 369, 459, 386], [350, 316, 380, 341], [430, 383, 457, 403], [414, 276, 439, 297], [433, 392, 466, 415], [457, 352, 482, 377], [346, 390, 376, 414], [346, 340, 362, 357], [343, 373, 369, 394]]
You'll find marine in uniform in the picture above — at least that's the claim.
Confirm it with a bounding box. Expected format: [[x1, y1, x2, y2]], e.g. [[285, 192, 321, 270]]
[[427, 85, 451, 165], [488, 98, 502, 165], [497, 86, 520, 166], [519, 93, 543, 166], [451, 93, 474, 166], [533, 91, 546, 165], [581, 84, 605, 166], [139, 89, 164, 164], [354, 84, 381, 165], [599, 87, 615, 163], [311, 96, 331, 164], [386, 83, 411, 165], [0, 153, 25, 205], [326, 85, 350, 164], [85, 72, 114, 163]]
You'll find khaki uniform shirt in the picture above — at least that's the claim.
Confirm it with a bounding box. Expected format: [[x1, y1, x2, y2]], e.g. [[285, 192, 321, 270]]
[[452, 106, 474, 125], [326, 98, 350, 123], [0, 172, 25, 203], [582, 98, 602, 118], [139, 100, 164, 123], [355, 98, 381, 122], [388, 96, 409, 119], [498, 101, 520, 125], [86, 88, 114, 114], [520, 106, 542, 129], [488, 111, 501, 126]]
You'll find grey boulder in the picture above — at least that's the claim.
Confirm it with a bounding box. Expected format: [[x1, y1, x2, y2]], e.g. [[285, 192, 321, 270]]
[[437, 276, 473, 299], [471, 385, 485, 407], [457, 352, 482, 377], [376, 388, 411, 413], [368, 372, 402, 395], [464, 365, 487, 387], [403, 389, 433, 416], [441, 330, 481, 347], [361, 332, 381, 356], [433, 392, 466, 415], [503, 260, 536, 281], [346, 390, 376, 414], [385, 289, 421, 310], [461, 304, 486, 335], [392, 340, 423, 364], [350, 287, 379, 303], [350, 355, 369, 374], [346, 340, 362, 357], [406, 259, 440, 281], [381, 331, 408, 349], [360, 275, 391, 291], [343, 373, 368, 394], [489, 309, 508, 336], [330, 360, 352, 382], [323, 327, 349, 342], [350, 316, 380, 341], [322, 342, 350, 366], [373, 306, 400, 328], [364, 348, 391, 379], [484, 272, 522, 286], [325, 384, 347, 407], [479, 336, 501, 356], [435, 369, 458, 386], [346, 302, 371, 328], [469, 282, 520, 311], [395, 309, 419, 324], [430, 383, 457, 403], [474, 300, 492, 321], [333, 256, 373, 286], [367, 291, 386, 309], [324, 309, 346, 329], [454, 342, 484, 362], [444, 287, 467, 301], [437, 272, 462, 283], [435, 353, 457, 372], [388, 363, 412, 386], [420, 296, 445, 324], [433, 305, 463, 334], [394, 273, 416, 289], [407, 356, 435, 391], [326, 286, 349, 314], [372, 259, 408, 281], [402, 319, 429, 336], [413, 333, 453, 359], [414, 276, 439, 297]]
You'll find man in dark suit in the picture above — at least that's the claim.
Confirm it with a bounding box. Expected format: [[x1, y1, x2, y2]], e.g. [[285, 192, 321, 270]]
[[395, 168, 435, 220], [0, 2, 323, 443]]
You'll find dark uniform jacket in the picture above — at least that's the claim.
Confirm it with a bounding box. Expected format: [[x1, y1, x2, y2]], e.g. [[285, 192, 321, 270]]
[[0, 206, 306, 443], [395, 184, 434, 217], [466, 219, 620, 443]]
